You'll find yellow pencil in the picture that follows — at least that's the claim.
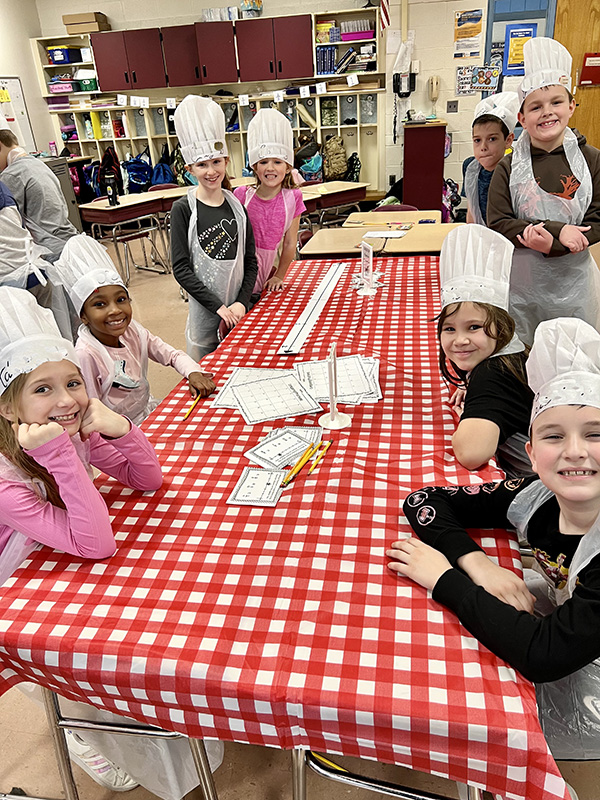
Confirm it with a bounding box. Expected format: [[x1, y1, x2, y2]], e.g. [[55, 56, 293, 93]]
[[281, 443, 320, 487], [308, 440, 332, 474], [182, 393, 202, 421]]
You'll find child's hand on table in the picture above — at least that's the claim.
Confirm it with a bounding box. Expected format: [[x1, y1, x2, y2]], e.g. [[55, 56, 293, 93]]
[[18, 422, 64, 450], [458, 551, 535, 613], [228, 301, 246, 323], [449, 387, 466, 417], [265, 276, 285, 292], [517, 222, 553, 254], [217, 303, 245, 329], [188, 371, 216, 398], [387, 537, 452, 591], [559, 224, 591, 253], [80, 398, 131, 440]]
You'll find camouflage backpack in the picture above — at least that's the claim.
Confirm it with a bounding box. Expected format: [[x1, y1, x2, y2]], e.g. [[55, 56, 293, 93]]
[[322, 135, 347, 181]]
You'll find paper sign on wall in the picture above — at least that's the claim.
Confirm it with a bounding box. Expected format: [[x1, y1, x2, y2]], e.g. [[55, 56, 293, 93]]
[[503, 23, 537, 76], [166, 97, 177, 109], [117, 94, 128, 106], [273, 90, 284, 103], [139, 96, 150, 109], [346, 75, 359, 87], [239, 94, 250, 106], [471, 66, 500, 91], [456, 66, 476, 95], [454, 9, 482, 59], [299, 85, 311, 98], [130, 96, 141, 107], [316, 82, 327, 95]]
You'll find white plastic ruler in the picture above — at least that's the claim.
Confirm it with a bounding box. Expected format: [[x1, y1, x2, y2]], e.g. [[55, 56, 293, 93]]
[[278, 261, 348, 355]]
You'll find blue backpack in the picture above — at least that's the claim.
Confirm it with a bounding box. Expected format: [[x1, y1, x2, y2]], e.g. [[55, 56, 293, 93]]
[[151, 144, 175, 186], [122, 146, 152, 194]]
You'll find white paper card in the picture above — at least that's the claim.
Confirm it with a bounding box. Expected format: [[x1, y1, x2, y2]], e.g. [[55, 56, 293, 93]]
[[239, 94, 250, 106], [130, 96, 141, 107], [273, 90, 284, 103], [231, 373, 321, 425], [316, 82, 327, 95], [363, 230, 410, 238], [245, 430, 310, 469], [346, 75, 359, 87], [294, 355, 372, 403], [299, 85, 311, 98], [227, 467, 286, 506], [212, 368, 293, 409], [361, 240, 373, 287], [139, 96, 150, 108], [166, 97, 177, 109], [116, 94, 128, 107], [264, 426, 323, 445]]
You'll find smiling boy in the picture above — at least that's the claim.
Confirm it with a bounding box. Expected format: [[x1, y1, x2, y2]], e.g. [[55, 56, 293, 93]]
[[487, 37, 600, 345], [464, 92, 518, 226]]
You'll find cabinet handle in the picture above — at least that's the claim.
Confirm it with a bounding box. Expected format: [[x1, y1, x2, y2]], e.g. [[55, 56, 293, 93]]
[[269, 61, 274, 74], [132, 71, 137, 84], [124, 72, 129, 84], [278, 60, 282, 73], [195, 66, 200, 79], [202, 65, 207, 78]]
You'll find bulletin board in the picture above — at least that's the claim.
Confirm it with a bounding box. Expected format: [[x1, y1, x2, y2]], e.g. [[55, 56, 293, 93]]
[[0, 77, 36, 152]]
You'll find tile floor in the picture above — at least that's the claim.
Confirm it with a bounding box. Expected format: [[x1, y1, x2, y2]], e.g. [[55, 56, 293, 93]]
[[2, 246, 600, 800]]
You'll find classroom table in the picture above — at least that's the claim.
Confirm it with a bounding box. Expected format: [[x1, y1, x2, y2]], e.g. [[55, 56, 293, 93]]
[[299, 222, 464, 258], [343, 210, 443, 226], [0, 255, 568, 800]]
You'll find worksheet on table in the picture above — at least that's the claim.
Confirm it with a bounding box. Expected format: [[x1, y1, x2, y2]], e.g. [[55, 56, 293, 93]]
[[212, 368, 293, 409], [294, 355, 373, 402], [227, 467, 286, 506], [245, 429, 313, 469], [231, 373, 322, 425]]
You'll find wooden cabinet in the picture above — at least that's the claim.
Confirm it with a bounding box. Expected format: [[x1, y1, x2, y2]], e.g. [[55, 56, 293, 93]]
[[161, 25, 202, 87], [236, 15, 313, 82], [91, 29, 166, 92], [195, 21, 238, 84], [403, 122, 447, 211]]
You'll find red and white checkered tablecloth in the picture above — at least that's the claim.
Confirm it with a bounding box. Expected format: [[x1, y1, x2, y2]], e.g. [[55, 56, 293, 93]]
[[0, 257, 568, 800]]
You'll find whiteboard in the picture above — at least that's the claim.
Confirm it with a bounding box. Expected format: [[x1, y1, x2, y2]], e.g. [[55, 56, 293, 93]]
[[0, 77, 36, 152]]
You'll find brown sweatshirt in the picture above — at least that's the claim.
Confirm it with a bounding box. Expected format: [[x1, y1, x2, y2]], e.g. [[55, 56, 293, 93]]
[[487, 128, 600, 257]]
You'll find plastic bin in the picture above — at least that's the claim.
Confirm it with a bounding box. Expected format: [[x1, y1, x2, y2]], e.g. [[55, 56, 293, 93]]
[[48, 81, 80, 93], [47, 46, 82, 64], [78, 77, 98, 92]]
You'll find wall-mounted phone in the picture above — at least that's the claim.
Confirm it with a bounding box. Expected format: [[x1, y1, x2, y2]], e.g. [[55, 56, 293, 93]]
[[427, 75, 441, 116], [393, 72, 416, 98]]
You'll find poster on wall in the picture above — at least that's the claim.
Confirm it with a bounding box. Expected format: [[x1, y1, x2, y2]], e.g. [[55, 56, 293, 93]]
[[456, 66, 476, 94], [454, 9, 483, 59], [0, 77, 36, 152], [471, 65, 501, 91], [503, 24, 537, 76]]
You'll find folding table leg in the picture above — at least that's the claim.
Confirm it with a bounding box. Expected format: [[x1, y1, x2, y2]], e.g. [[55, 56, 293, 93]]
[[187, 739, 219, 800], [291, 748, 307, 800], [41, 687, 80, 800]]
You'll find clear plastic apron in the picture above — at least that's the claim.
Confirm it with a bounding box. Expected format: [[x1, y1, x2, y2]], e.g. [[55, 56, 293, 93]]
[[185, 188, 245, 361], [509, 128, 599, 345], [464, 159, 486, 226], [241, 186, 295, 293], [77, 322, 155, 426], [507, 481, 600, 758]]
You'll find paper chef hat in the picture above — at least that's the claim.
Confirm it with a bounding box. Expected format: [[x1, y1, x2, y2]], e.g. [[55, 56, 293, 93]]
[[439, 224, 515, 311], [48, 234, 126, 315], [473, 91, 520, 134], [174, 95, 228, 166], [519, 37, 572, 102], [0, 286, 79, 392], [527, 318, 600, 421], [247, 108, 294, 167]]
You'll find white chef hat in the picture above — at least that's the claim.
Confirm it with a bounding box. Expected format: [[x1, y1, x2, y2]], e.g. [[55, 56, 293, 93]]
[[519, 37, 572, 103], [440, 224, 515, 311], [0, 112, 10, 131], [0, 286, 79, 392], [527, 318, 600, 422], [47, 234, 126, 316], [247, 108, 294, 167], [174, 95, 228, 166], [473, 91, 520, 134]]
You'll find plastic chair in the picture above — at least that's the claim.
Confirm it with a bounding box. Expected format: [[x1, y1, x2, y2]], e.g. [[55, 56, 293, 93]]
[[149, 183, 180, 247], [373, 204, 418, 212], [297, 228, 313, 256], [148, 183, 179, 191]]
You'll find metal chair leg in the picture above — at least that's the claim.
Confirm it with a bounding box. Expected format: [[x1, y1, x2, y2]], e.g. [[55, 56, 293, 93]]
[[291, 748, 307, 800]]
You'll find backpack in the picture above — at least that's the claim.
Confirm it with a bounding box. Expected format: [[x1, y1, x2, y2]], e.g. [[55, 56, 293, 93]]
[[170, 143, 195, 187], [294, 134, 319, 169], [344, 152, 361, 182], [122, 146, 152, 194], [322, 135, 347, 181], [82, 161, 101, 197], [299, 153, 323, 182], [442, 178, 461, 222], [151, 143, 175, 186], [98, 146, 124, 196]]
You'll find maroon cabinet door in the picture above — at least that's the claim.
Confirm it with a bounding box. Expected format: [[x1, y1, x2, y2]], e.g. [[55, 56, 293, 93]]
[[236, 18, 276, 82], [91, 31, 130, 91], [273, 15, 313, 79], [123, 28, 167, 89], [195, 22, 238, 84], [403, 124, 447, 211], [162, 25, 202, 86]]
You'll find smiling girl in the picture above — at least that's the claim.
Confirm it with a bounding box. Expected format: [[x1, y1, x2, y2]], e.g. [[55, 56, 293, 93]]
[[170, 95, 258, 359], [438, 225, 533, 475], [48, 235, 214, 426], [390, 317, 600, 765], [233, 108, 306, 295]]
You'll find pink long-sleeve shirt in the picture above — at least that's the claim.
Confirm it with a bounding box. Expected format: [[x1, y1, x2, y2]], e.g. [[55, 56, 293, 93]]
[[0, 425, 162, 560]]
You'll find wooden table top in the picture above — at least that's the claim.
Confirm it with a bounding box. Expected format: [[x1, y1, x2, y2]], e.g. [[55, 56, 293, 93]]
[[299, 223, 465, 257]]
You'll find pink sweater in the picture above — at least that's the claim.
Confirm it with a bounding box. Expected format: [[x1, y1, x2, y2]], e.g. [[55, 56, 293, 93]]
[[0, 426, 162, 560]]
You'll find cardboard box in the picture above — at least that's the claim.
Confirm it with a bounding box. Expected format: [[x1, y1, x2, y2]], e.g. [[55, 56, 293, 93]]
[[62, 12, 108, 25], [66, 20, 112, 34]]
